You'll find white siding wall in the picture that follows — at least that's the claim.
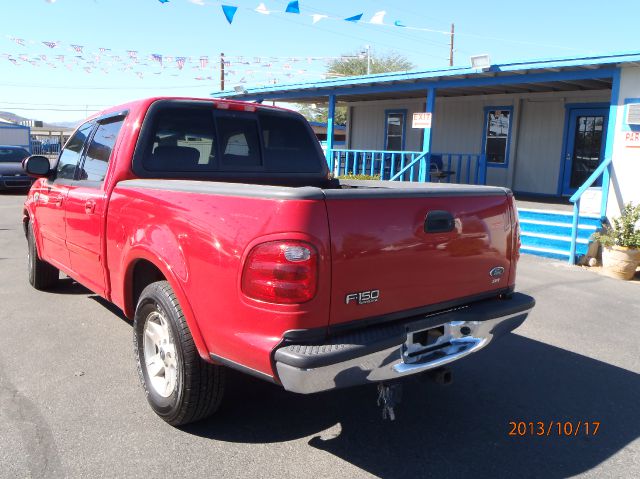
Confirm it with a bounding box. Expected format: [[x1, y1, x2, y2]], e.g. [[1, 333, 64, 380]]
[[512, 100, 566, 194], [347, 90, 611, 193], [607, 66, 640, 217], [349, 98, 425, 151]]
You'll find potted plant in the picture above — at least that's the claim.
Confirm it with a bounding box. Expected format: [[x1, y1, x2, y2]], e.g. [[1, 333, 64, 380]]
[[594, 203, 640, 280]]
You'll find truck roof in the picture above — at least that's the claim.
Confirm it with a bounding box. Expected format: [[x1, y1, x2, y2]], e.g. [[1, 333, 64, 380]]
[[90, 96, 289, 122]]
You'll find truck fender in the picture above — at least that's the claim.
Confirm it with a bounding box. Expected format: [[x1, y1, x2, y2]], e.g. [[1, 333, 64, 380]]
[[23, 203, 46, 260], [121, 247, 212, 363]]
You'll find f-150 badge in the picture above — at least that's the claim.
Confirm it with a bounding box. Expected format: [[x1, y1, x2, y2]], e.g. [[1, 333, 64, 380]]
[[346, 290, 380, 305]]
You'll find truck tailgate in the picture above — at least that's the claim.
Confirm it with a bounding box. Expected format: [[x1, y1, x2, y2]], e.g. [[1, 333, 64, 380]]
[[324, 185, 514, 327]]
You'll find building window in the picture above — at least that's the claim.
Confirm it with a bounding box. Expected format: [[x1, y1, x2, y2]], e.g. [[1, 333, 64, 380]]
[[483, 107, 512, 166], [385, 110, 406, 151]]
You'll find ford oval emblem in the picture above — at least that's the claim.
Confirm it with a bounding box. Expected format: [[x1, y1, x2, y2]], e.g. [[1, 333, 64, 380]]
[[489, 266, 505, 278]]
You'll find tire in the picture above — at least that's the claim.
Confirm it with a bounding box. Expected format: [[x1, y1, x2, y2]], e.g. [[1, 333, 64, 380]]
[[27, 222, 59, 290], [133, 281, 225, 426]]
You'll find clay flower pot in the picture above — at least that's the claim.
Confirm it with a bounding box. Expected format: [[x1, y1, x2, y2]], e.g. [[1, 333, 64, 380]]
[[601, 245, 640, 280]]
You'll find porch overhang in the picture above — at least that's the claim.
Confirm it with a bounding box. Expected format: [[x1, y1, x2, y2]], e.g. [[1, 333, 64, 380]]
[[211, 52, 640, 103]]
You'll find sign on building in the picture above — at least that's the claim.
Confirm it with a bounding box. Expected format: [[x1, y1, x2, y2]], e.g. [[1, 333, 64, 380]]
[[412, 112, 432, 129], [623, 131, 640, 148]]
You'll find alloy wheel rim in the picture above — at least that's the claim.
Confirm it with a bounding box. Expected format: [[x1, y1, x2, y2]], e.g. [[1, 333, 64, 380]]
[[142, 310, 178, 398]]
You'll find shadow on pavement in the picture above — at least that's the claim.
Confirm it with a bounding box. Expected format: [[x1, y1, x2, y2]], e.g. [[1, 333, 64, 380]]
[[89, 295, 131, 324], [184, 333, 639, 479], [44, 277, 92, 295], [0, 190, 29, 197]]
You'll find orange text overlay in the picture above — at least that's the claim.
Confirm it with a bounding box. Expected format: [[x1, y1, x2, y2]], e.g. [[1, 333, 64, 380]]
[[508, 421, 601, 437]]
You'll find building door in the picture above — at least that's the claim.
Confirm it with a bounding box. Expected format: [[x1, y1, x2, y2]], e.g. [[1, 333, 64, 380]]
[[561, 108, 608, 196]]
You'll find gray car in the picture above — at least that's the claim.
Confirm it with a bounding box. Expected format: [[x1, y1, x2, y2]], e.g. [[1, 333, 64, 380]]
[[0, 146, 34, 191]]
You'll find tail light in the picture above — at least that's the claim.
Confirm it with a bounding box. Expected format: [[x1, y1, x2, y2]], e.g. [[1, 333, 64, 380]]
[[510, 195, 521, 261], [242, 240, 318, 304]]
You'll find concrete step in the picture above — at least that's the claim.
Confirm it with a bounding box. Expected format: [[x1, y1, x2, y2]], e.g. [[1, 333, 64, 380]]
[[520, 219, 596, 241], [518, 208, 602, 229], [520, 231, 589, 256], [520, 245, 572, 261]]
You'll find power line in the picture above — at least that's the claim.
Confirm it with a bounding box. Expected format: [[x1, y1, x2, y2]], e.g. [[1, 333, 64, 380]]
[[0, 106, 102, 112], [266, 10, 445, 61], [0, 82, 216, 90], [0, 100, 111, 107]]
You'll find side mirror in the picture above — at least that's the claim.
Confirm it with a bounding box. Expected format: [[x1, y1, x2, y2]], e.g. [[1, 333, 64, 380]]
[[23, 155, 52, 178]]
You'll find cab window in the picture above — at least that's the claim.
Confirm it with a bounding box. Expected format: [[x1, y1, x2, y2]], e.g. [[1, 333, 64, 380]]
[[78, 117, 125, 183], [57, 122, 94, 180]]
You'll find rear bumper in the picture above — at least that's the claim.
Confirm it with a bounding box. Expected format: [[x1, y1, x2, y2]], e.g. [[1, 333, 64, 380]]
[[274, 293, 534, 394]]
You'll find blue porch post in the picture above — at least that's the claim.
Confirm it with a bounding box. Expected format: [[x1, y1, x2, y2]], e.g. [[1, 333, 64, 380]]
[[420, 87, 436, 182], [327, 94, 336, 173], [600, 68, 621, 219]]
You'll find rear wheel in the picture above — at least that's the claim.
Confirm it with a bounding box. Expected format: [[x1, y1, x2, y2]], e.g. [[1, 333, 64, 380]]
[[27, 222, 59, 290], [133, 281, 225, 426]]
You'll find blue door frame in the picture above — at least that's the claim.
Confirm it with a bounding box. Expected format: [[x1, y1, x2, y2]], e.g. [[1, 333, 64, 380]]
[[560, 106, 609, 196]]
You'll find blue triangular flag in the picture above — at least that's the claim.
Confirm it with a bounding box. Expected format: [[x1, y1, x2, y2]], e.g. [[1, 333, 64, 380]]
[[221, 5, 238, 24], [344, 13, 363, 23], [285, 1, 300, 14]]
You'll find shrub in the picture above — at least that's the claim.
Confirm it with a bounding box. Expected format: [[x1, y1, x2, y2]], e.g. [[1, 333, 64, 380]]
[[337, 174, 381, 180], [594, 202, 640, 248]]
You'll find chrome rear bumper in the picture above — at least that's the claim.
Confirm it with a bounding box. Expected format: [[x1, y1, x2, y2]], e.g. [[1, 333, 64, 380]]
[[274, 293, 534, 394]]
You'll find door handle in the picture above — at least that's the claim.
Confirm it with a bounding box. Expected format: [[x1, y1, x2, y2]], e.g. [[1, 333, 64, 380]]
[[424, 211, 455, 233], [84, 200, 96, 214]]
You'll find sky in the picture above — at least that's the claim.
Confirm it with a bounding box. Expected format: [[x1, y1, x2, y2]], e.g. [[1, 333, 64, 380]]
[[1, 0, 639, 124]]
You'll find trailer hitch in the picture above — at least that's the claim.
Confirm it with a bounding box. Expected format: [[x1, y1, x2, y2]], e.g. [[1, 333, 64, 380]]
[[376, 382, 403, 421]]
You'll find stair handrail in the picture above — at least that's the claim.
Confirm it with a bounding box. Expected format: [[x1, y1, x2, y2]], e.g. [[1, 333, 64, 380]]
[[389, 152, 428, 181], [567, 156, 612, 264]]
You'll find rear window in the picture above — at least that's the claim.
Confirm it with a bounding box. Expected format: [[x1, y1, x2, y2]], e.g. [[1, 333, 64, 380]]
[[139, 104, 324, 175], [259, 112, 323, 173], [0, 147, 29, 163]]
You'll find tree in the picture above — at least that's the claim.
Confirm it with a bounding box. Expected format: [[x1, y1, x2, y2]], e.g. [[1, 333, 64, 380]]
[[326, 51, 414, 77], [296, 103, 347, 126], [295, 51, 414, 126]]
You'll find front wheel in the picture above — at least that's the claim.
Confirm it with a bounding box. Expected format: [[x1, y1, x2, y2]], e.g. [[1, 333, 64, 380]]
[[133, 281, 225, 426], [27, 222, 59, 290]]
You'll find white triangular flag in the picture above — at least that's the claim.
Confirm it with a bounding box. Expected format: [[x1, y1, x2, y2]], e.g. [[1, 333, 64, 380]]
[[370, 11, 386, 25], [312, 14, 328, 24], [255, 3, 270, 15]]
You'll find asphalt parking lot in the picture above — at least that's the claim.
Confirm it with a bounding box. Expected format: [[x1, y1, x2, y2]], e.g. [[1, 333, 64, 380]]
[[1, 191, 639, 479]]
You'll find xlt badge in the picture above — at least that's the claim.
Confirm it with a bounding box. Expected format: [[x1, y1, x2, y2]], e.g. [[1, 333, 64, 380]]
[[345, 290, 380, 305]]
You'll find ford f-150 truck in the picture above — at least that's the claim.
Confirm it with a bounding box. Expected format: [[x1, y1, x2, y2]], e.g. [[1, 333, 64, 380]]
[[23, 97, 534, 426]]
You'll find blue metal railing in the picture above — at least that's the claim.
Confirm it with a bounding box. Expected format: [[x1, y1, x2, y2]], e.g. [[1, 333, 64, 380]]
[[329, 149, 424, 181], [567, 156, 612, 264], [328, 149, 487, 185]]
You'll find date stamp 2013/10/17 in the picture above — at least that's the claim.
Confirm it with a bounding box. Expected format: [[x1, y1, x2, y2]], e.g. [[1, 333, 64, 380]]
[[508, 421, 600, 437]]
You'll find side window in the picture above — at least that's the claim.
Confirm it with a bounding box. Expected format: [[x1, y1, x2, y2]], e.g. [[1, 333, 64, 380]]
[[483, 108, 512, 166], [385, 111, 406, 151], [79, 117, 125, 183], [57, 122, 94, 180]]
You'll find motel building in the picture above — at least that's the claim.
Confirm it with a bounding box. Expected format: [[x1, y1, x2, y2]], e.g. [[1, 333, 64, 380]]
[[217, 51, 640, 263]]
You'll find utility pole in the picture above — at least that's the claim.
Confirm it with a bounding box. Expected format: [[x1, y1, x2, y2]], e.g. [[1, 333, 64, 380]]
[[220, 52, 225, 91], [365, 44, 371, 75], [449, 23, 455, 67]]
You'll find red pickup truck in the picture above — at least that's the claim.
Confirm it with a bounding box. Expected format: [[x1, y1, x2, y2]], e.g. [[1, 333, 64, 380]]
[[22, 97, 534, 425]]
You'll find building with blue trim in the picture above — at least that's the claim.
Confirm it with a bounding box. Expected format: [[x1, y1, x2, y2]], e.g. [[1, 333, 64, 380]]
[[216, 51, 640, 263]]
